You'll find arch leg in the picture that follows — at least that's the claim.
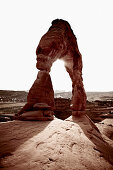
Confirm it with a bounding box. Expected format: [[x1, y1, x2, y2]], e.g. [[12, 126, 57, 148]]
[[64, 55, 86, 116], [71, 69, 86, 116]]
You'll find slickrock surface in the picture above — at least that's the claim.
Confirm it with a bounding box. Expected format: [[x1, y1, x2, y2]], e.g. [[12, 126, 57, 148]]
[[0, 116, 113, 170]]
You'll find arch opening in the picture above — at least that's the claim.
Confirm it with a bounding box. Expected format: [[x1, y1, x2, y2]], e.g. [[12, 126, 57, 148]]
[[50, 59, 72, 120], [50, 59, 72, 93]]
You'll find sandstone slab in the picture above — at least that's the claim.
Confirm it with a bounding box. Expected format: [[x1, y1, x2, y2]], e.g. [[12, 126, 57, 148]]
[[0, 115, 113, 169]]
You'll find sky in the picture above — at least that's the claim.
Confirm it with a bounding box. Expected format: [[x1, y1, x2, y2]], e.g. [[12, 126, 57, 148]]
[[0, 0, 113, 92]]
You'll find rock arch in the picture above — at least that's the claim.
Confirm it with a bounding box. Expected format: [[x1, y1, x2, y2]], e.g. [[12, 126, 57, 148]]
[[17, 19, 86, 120]]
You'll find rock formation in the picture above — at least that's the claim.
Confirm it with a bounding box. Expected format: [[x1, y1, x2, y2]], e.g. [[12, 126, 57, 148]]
[[0, 117, 113, 169], [16, 19, 86, 120], [17, 71, 54, 120]]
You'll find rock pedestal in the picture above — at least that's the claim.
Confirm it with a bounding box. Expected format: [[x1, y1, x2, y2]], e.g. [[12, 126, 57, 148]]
[[17, 71, 54, 120], [17, 19, 86, 120], [27, 71, 54, 109]]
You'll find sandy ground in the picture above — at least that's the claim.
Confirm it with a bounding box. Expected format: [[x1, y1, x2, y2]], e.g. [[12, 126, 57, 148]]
[[0, 115, 113, 170]]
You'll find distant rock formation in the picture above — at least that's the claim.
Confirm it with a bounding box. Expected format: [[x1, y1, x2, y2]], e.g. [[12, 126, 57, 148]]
[[16, 19, 86, 120]]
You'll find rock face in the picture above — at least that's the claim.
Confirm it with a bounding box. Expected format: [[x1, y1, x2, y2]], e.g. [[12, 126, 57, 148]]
[[27, 71, 54, 109], [0, 116, 113, 169], [17, 71, 54, 120], [17, 19, 86, 120]]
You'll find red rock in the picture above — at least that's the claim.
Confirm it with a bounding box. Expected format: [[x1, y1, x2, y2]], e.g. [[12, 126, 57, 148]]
[[72, 111, 86, 116], [36, 19, 86, 115], [27, 70, 55, 109], [16, 110, 54, 121], [18, 19, 86, 120], [17, 71, 55, 118], [43, 110, 54, 117], [33, 103, 51, 110], [20, 110, 43, 117]]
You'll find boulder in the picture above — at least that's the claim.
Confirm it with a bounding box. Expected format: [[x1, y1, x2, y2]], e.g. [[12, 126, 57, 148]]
[[16, 110, 54, 121]]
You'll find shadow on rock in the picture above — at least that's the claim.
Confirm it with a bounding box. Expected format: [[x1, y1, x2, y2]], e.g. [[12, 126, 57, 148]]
[[71, 115, 113, 165], [0, 120, 51, 164]]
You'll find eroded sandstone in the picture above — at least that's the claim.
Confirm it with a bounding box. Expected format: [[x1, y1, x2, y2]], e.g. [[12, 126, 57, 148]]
[[0, 117, 113, 169], [17, 19, 86, 120]]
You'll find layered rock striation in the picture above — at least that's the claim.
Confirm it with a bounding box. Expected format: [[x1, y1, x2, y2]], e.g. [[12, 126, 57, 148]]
[[17, 19, 86, 120]]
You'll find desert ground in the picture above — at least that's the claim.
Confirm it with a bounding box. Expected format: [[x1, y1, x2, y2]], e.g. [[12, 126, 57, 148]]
[[0, 90, 113, 169], [0, 90, 113, 122]]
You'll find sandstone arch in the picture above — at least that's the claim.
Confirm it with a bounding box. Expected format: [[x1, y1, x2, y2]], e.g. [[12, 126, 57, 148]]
[[16, 19, 86, 120]]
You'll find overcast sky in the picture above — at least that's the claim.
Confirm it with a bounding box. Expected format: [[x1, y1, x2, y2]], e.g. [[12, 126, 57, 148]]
[[0, 0, 113, 92]]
